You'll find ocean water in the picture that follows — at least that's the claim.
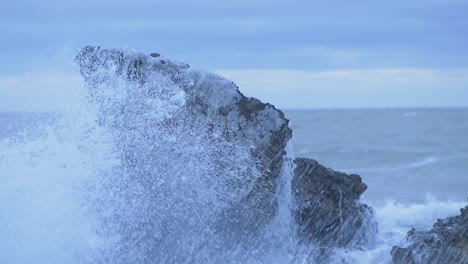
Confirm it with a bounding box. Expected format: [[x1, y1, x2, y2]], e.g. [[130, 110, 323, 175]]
[[285, 109, 468, 204], [1, 108, 466, 263]]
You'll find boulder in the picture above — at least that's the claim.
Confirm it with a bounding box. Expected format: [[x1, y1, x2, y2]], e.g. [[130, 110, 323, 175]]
[[293, 158, 377, 248], [391, 205, 468, 264]]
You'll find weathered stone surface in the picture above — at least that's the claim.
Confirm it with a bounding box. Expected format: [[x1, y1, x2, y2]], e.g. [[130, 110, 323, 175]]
[[293, 158, 377, 248], [76, 46, 292, 233], [391, 246, 418, 264], [391, 205, 468, 264], [75, 46, 377, 254]]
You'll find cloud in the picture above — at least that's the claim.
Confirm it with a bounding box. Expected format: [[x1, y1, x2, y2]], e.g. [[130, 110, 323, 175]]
[[216, 68, 468, 109], [1, 68, 467, 112], [2, 0, 468, 73]]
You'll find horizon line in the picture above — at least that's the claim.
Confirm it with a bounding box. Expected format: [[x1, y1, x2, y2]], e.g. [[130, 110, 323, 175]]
[[2, 106, 468, 114]]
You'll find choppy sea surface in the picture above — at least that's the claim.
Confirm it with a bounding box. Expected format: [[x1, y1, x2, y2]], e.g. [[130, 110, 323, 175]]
[[0, 108, 466, 263], [285, 108, 468, 204]]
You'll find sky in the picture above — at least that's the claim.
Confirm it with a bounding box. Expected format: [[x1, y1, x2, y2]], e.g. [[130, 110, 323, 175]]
[[1, 0, 468, 110]]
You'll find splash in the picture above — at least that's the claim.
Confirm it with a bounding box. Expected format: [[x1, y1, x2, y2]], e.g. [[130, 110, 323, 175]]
[[2, 47, 462, 264], [0, 48, 298, 263], [0, 88, 116, 263]]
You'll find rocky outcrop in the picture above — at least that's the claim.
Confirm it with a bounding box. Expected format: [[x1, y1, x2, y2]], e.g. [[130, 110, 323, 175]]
[[391, 205, 468, 264], [76, 46, 292, 236], [75, 46, 377, 257], [293, 158, 377, 248]]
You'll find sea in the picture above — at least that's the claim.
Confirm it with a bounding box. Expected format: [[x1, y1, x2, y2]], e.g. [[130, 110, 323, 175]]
[[285, 109, 468, 204], [1, 107, 467, 261]]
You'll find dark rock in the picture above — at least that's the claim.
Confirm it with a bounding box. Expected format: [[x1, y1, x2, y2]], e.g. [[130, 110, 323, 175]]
[[293, 158, 377, 248], [75, 46, 377, 256], [391, 205, 468, 264], [391, 246, 417, 264], [150, 52, 160, 58], [76, 46, 292, 235]]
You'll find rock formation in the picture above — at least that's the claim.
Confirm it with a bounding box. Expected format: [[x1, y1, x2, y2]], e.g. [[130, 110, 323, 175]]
[[391, 205, 468, 264], [76, 46, 293, 235], [293, 158, 377, 248], [76, 46, 377, 260]]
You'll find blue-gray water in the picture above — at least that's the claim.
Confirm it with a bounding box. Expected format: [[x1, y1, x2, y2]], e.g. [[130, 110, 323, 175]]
[[284, 109, 468, 204]]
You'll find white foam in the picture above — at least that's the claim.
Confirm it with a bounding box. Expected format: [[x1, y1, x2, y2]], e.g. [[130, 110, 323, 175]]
[[373, 196, 465, 241], [329, 196, 466, 263]]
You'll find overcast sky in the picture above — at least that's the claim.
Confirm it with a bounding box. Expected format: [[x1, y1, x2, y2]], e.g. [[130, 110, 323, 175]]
[[1, 0, 468, 110]]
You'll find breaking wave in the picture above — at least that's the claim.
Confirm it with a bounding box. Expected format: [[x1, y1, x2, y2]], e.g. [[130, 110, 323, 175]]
[[0, 49, 465, 263], [0, 50, 298, 263]]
